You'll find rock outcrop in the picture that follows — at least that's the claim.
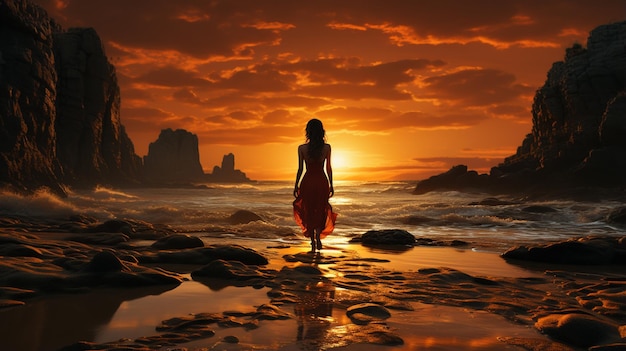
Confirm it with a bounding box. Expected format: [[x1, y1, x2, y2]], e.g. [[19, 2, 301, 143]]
[[0, 0, 142, 194], [143, 128, 204, 182], [207, 153, 251, 183], [415, 21, 626, 196], [54, 27, 142, 186], [0, 0, 63, 194]]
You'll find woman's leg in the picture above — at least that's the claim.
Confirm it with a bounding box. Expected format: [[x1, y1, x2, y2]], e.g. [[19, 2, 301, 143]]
[[315, 229, 322, 250]]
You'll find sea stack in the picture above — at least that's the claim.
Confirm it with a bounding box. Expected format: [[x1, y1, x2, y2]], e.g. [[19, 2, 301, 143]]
[[208, 153, 251, 183], [143, 128, 205, 182]]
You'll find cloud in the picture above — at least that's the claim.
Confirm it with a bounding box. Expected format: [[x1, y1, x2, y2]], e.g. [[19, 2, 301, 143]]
[[135, 67, 212, 87], [421, 68, 533, 106], [196, 124, 303, 145], [317, 107, 488, 132], [43, 0, 288, 58]]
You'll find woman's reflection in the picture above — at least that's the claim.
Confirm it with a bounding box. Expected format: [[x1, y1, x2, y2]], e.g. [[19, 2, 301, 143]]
[[295, 280, 335, 342]]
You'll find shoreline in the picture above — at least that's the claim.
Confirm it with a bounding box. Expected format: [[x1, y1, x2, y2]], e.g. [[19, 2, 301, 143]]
[[0, 218, 625, 350]]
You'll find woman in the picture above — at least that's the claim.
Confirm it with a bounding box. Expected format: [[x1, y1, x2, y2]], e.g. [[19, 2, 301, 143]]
[[293, 119, 337, 251]]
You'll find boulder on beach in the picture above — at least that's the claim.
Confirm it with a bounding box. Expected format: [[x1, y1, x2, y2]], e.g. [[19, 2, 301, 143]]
[[140, 244, 269, 265], [227, 210, 264, 224], [346, 303, 391, 325], [501, 237, 626, 265], [350, 229, 416, 246], [535, 313, 621, 348], [83, 251, 127, 272], [151, 234, 204, 250]]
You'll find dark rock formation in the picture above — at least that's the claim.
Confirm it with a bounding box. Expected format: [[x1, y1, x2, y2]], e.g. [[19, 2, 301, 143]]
[[415, 21, 626, 196], [0, 0, 142, 194], [226, 210, 264, 224], [535, 313, 622, 348], [207, 153, 251, 183], [139, 245, 269, 266], [151, 234, 204, 250], [143, 128, 204, 182], [501, 236, 626, 265], [54, 27, 142, 186], [0, 0, 63, 194], [350, 229, 416, 246]]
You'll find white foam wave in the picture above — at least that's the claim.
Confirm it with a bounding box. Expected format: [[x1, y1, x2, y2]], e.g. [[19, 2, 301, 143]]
[[0, 188, 80, 218]]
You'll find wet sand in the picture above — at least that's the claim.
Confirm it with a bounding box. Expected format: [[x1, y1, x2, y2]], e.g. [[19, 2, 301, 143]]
[[0, 221, 625, 350]]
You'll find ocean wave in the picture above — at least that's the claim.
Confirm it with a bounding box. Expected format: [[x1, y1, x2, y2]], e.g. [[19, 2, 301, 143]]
[[93, 185, 138, 199], [0, 188, 80, 218]]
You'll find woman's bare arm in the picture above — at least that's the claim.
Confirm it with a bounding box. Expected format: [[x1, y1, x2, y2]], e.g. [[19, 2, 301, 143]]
[[326, 144, 334, 197], [294, 145, 304, 197]]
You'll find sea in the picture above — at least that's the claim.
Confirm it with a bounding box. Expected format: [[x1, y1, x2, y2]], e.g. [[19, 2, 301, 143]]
[[2, 180, 626, 350], [2, 180, 624, 251]]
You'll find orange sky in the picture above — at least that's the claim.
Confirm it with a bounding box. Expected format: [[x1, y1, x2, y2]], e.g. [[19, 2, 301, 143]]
[[34, 0, 626, 181]]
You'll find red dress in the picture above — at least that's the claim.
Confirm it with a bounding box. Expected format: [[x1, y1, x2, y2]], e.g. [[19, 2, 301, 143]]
[[293, 158, 337, 238]]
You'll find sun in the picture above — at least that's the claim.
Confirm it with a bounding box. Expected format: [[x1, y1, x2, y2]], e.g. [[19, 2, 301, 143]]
[[331, 150, 349, 170]]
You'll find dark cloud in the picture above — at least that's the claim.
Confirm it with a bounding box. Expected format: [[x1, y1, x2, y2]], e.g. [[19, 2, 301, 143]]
[[422, 69, 533, 106], [316, 108, 488, 131], [135, 67, 212, 87], [397, 111, 489, 129], [172, 88, 202, 104], [197, 124, 303, 145], [263, 109, 292, 124], [122, 106, 174, 119], [40, 0, 285, 58], [214, 68, 294, 92], [487, 104, 531, 121]]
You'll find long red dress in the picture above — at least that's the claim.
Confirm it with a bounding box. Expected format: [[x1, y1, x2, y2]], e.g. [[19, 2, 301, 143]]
[[293, 158, 337, 238]]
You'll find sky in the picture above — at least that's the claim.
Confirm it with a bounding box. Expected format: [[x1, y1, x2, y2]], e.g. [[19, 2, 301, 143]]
[[33, 0, 626, 181]]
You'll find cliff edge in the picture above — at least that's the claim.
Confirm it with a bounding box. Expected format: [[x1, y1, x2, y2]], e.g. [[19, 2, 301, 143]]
[[415, 20, 626, 198], [0, 0, 142, 195]]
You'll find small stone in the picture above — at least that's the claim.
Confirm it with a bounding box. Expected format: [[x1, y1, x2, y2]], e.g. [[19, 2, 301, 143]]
[[151, 234, 204, 250], [84, 251, 126, 272], [223, 335, 239, 343], [346, 303, 391, 323]]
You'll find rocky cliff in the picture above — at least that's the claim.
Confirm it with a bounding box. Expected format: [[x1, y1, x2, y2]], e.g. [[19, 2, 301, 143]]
[[0, 0, 141, 194], [143, 128, 204, 182], [0, 0, 63, 194], [415, 20, 626, 197], [54, 27, 142, 186]]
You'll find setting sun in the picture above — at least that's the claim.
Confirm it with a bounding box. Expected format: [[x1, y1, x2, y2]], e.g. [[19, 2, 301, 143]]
[[330, 150, 348, 171]]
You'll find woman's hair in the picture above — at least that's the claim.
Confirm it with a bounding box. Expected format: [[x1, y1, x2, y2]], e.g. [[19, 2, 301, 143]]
[[305, 118, 326, 160]]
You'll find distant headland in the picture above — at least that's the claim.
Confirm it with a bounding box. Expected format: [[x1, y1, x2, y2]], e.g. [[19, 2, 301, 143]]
[[0, 0, 251, 195], [414, 20, 626, 200]]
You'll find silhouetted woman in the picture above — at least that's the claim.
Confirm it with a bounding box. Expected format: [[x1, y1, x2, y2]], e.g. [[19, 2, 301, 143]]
[[293, 119, 337, 251]]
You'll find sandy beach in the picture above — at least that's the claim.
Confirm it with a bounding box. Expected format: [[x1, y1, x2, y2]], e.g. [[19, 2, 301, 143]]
[[1, 216, 625, 351]]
